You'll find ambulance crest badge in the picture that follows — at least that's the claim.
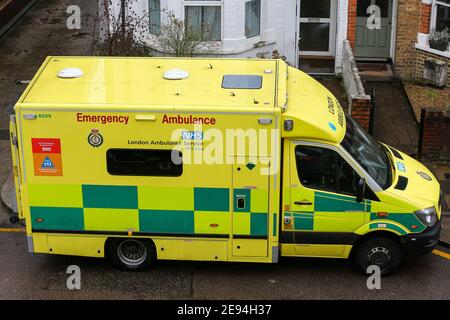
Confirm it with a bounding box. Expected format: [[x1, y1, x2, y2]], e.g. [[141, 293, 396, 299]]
[[88, 129, 103, 148]]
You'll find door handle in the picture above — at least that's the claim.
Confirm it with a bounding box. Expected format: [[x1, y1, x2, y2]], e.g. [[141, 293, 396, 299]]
[[294, 201, 312, 206]]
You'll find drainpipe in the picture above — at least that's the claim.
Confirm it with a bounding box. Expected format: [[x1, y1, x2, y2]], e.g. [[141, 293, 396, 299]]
[[121, 0, 126, 36]]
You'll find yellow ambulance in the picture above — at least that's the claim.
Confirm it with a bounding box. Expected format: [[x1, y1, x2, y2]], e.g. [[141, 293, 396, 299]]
[[9, 57, 443, 275]]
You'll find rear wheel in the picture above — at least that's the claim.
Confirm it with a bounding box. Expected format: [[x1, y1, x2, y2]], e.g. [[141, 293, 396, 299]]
[[107, 238, 156, 271], [354, 237, 403, 276]]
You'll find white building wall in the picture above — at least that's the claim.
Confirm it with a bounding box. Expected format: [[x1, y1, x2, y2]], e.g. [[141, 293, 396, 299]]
[[335, 0, 349, 74], [103, 0, 348, 73]]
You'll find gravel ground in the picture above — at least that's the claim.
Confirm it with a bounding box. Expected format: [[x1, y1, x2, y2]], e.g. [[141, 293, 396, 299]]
[[403, 82, 449, 122]]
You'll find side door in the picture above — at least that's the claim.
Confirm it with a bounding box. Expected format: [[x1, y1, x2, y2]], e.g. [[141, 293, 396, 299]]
[[289, 142, 371, 257], [232, 156, 270, 258]]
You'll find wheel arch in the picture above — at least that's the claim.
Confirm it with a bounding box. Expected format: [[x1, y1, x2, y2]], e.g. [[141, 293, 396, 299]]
[[104, 237, 158, 260], [350, 230, 402, 258]]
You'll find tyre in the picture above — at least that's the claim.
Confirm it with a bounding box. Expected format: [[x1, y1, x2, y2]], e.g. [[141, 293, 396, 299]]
[[9, 216, 19, 224], [354, 237, 403, 276], [107, 238, 156, 271]]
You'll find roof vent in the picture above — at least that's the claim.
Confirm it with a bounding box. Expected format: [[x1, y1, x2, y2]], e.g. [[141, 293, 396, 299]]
[[163, 69, 189, 80], [57, 68, 84, 79]]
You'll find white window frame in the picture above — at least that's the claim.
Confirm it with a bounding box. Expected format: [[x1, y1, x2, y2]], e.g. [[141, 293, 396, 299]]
[[183, 0, 224, 42], [416, 0, 450, 57], [148, 0, 161, 36], [431, 0, 450, 32], [298, 0, 338, 56], [245, 0, 262, 39]]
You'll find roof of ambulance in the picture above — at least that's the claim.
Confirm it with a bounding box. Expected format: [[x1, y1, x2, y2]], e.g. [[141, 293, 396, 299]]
[[17, 56, 346, 144], [19, 56, 281, 109]]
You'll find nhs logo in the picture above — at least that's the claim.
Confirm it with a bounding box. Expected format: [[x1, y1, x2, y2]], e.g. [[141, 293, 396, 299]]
[[182, 131, 204, 140]]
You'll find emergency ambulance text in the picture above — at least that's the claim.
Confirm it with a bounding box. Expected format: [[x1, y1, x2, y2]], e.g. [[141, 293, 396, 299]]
[[77, 113, 129, 125]]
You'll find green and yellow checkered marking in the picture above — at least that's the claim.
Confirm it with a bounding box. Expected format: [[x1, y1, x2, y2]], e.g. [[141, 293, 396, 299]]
[[27, 184, 269, 237]]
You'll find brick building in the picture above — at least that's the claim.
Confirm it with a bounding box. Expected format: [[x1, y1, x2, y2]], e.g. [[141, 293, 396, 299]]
[[103, 0, 449, 80], [394, 0, 449, 85]]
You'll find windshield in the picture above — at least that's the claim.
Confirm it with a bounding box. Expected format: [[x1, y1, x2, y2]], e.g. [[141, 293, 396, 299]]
[[341, 114, 391, 189]]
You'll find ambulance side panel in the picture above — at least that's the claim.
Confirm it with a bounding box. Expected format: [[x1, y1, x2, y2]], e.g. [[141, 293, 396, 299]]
[[18, 108, 281, 263]]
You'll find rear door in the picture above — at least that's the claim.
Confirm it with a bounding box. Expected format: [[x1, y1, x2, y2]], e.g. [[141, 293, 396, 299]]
[[232, 156, 270, 257], [9, 115, 22, 218]]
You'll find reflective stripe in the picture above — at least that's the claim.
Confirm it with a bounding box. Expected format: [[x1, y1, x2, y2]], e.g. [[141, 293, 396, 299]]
[[139, 210, 195, 234], [369, 212, 426, 233], [28, 184, 82, 207], [84, 208, 139, 232], [27, 184, 270, 238], [82, 185, 138, 209], [30, 207, 84, 231], [250, 212, 268, 236], [194, 188, 229, 212], [138, 187, 194, 211]]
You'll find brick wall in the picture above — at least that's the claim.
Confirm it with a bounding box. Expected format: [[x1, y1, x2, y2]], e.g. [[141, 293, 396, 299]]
[[419, 108, 450, 160], [351, 99, 372, 131], [394, 0, 422, 80], [415, 50, 450, 86], [347, 1, 373, 132], [347, 0, 357, 49], [419, 3, 432, 34]]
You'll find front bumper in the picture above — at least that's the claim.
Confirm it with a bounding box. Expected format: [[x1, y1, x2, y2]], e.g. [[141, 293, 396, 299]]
[[400, 220, 441, 255]]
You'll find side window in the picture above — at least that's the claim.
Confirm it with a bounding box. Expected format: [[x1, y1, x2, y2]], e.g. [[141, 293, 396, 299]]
[[295, 145, 360, 196], [107, 149, 182, 177]]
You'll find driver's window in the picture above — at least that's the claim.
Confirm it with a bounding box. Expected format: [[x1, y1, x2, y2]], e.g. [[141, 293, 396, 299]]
[[295, 145, 359, 196]]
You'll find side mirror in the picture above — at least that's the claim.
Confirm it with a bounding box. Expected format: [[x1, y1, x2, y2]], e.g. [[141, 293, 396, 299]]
[[356, 178, 366, 203]]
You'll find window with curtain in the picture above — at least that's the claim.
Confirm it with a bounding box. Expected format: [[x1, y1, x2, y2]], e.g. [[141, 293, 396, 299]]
[[245, 0, 261, 38], [185, 5, 222, 41], [149, 0, 161, 35], [433, 0, 450, 32]]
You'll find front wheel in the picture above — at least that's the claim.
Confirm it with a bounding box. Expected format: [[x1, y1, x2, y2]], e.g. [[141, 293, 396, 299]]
[[107, 238, 156, 271], [354, 237, 403, 276]]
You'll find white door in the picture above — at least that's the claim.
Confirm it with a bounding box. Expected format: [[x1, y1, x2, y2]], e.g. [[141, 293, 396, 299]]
[[298, 0, 337, 56]]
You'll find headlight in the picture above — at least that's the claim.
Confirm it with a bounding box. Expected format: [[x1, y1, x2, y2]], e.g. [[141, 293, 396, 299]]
[[414, 207, 437, 227]]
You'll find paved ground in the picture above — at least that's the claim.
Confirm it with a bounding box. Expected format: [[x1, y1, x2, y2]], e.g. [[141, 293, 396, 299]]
[[364, 81, 420, 156], [0, 230, 449, 300]]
